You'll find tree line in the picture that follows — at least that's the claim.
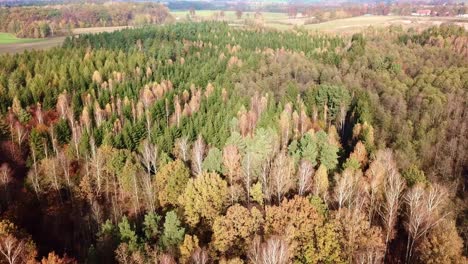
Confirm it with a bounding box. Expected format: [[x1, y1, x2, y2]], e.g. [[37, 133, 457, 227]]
[[0, 3, 172, 38]]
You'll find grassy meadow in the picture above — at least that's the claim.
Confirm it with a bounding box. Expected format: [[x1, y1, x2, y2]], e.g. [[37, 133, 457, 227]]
[[0, 32, 40, 44]]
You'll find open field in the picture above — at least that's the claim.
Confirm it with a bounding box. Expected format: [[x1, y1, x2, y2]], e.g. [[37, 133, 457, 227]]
[[0, 26, 128, 54], [267, 15, 468, 32], [0, 33, 40, 44], [171, 10, 468, 33], [306, 16, 468, 32]]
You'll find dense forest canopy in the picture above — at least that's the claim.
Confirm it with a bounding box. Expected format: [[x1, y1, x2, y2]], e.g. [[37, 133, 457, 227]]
[[0, 2, 172, 38], [0, 21, 466, 263]]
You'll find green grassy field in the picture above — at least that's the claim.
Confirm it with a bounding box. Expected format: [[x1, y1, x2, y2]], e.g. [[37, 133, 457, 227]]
[[0, 33, 40, 44]]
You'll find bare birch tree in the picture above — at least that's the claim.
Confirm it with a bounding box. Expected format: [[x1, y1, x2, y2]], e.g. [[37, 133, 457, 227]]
[[191, 135, 205, 176], [0, 235, 24, 264], [191, 248, 209, 264], [14, 122, 26, 147], [270, 152, 294, 203], [404, 184, 448, 263], [29, 147, 41, 196], [0, 164, 12, 204], [90, 137, 102, 193], [379, 167, 405, 256], [297, 159, 314, 196], [139, 139, 158, 212], [174, 137, 190, 162], [249, 236, 290, 264]]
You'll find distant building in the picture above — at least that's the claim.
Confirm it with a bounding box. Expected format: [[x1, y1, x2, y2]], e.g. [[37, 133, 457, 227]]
[[412, 9, 432, 16]]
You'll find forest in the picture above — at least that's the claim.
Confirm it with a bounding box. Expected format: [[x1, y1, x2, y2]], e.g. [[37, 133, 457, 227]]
[[0, 21, 466, 263], [0, 3, 172, 38]]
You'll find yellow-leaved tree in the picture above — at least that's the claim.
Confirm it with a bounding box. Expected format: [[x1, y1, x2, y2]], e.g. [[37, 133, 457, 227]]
[[179, 172, 229, 227]]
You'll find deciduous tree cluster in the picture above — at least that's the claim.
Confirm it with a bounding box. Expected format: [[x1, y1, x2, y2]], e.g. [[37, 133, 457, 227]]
[[0, 3, 172, 38]]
